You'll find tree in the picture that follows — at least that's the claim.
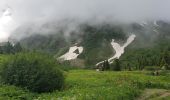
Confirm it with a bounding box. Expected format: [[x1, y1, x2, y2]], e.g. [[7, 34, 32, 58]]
[[160, 50, 170, 70], [163, 51, 170, 65], [103, 60, 110, 70], [3, 42, 14, 54], [0, 42, 23, 54], [13, 43, 22, 53], [127, 63, 131, 71], [112, 59, 121, 71]]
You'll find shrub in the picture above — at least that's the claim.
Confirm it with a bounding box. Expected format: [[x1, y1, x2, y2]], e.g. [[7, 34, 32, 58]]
[[1, 52, 64, 93]]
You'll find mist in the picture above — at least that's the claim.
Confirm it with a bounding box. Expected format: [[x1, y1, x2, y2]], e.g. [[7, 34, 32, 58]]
[[0, 0, 170, 41], [1, 0, 170, 22]]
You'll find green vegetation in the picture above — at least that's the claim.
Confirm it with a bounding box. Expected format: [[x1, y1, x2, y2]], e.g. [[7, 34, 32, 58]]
[[111, 59, 121, 71], [0, 52, 169, 99], [0, 39, 166, 99], [18, 23, 170, 68], [20, 34, 69, 54], [0, 65, 170, 99], [0, 21, 169, 99], [19, 24, 127, 66], [80, 24, 126, 65], [0, 42, 22, 54], [121, 40, 170, 70], [1, 52, 64, 93], [0, 85, 35, 100], [143, 66, 161, 71]]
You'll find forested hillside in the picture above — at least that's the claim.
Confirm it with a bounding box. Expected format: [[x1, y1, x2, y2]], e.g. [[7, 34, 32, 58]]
[[9, 20, 170, 68]]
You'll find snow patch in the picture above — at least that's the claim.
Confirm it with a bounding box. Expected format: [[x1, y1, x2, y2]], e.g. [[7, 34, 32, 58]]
[[108, 34, 136, 63], [96, 34, 136, 66], [59, 46, 83, 60], [139, 21, 147, 27], [154, 21, 159, 27]]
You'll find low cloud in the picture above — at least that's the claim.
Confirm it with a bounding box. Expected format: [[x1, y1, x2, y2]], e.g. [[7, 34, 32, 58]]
[[0, 0, 170, 41], [1, 0, 170, 24]]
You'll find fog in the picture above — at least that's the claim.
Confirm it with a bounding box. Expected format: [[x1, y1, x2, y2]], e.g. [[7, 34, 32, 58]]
[[0, 0, 170, 41], [1, 0, 170, 23]]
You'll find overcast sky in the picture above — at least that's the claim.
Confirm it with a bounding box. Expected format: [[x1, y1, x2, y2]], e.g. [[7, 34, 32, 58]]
[[0, 0, 170, 41], [0, 0, 170, 24]]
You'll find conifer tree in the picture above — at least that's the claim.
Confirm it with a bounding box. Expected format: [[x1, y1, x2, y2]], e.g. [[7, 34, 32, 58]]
[[14, 43, 22, 53], [112, 59, 121, 71]]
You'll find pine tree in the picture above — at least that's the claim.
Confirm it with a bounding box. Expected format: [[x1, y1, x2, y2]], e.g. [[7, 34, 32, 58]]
[[3, 42, 14, 54], [14, 43, 22, 53], [160, 50, 170, 70], [127, 63, 131, 71], [160, 58, 167, 70], [112, 59, 121, 71], [104, 60, 110, 70]]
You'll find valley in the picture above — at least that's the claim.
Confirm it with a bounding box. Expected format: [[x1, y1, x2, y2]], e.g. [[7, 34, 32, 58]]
[[0, 2, 169, 99]]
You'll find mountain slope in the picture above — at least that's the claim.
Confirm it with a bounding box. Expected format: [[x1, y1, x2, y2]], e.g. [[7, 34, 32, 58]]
[[9, 20, 170, 67]]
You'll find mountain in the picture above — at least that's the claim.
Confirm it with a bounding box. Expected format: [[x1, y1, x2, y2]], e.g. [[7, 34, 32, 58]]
[[9, 20, 170, 68]]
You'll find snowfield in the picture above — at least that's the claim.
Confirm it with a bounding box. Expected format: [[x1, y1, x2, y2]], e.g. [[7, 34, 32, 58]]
[[59, 46, 83, 60], [108, 34, 136, 63], [96, 34, 136, 66]]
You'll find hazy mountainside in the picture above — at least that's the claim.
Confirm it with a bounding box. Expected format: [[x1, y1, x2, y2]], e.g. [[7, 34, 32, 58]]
[[78, 24, 127, 66], [19, 33, 69, 54], [120, 21, 170, 69], [9, 20, 170, 67]]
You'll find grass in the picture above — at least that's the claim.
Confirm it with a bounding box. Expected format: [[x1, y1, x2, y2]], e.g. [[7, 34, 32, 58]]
[[36, 70, 170, 100], [0, 84, 35, 100], [0, 69, 170, 100]]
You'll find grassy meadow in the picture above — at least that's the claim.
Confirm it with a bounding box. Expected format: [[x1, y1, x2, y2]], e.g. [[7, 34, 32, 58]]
[[0, 68, 170, 100]]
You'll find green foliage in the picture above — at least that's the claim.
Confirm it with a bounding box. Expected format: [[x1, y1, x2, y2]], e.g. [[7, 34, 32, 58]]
[[0, 84, 35, 100], [57, 62, 80, 72], [13, 43, 22, 53], [36, 70, 170, 99], [103, 60, 110, 70], [0, 42, 23, 54], [0, 55, 10, 67], [144, 66, 161, 71], [111, 59, 121, 71], [19, 24, 127, 66], [160, 50, 170, 70], [0, 42, 14, 54], [20, 34, 69, 54], [12, 22, 170, 68], [121, 39, 170, 70], [1, 52, 64, 93], [0, 69, 170, 99], [80, 24, 126, 65]]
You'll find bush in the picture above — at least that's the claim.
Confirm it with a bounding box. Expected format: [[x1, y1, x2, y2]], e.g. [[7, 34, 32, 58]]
[[1, 52, 64, 93]]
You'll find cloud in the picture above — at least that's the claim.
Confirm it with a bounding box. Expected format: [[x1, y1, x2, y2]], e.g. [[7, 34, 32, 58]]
[[0, 0, 170, 24], [0, 0, 170, 41]]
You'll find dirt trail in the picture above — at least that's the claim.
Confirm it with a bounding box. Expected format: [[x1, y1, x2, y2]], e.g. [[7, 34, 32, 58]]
[[137, 89, 170, 100]]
